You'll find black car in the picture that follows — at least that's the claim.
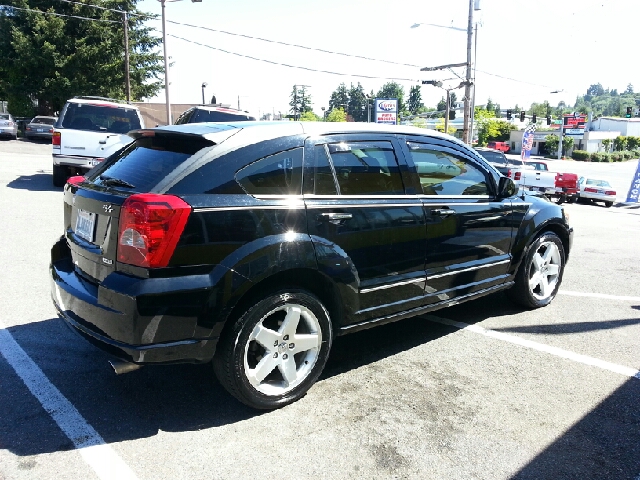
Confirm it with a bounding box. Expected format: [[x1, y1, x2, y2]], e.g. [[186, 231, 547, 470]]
[[174, 104, 256, 124], [50, 122, 573, 410]]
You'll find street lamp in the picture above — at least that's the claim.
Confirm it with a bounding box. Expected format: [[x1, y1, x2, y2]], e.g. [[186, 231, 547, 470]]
[[201, 82, 207, 105], [551, 89, 565, 159], [159, 0, 203, 125]]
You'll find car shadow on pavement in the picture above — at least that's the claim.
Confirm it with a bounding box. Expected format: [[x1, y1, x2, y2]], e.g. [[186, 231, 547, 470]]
[[510, 376, 640, 479], [6, 172, 60, 192]]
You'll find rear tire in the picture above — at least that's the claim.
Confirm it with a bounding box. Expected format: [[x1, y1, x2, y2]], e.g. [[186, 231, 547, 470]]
[[213, 289, 333, 410], [604, 201, 613, 208], [52, 164, 67, 187], [507, 232, 565, 309]]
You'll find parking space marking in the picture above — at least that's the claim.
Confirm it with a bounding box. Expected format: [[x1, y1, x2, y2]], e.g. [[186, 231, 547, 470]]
[[559, 290, 640, 302], [0, 325, 139, 480], [425, 315, 640, 381]]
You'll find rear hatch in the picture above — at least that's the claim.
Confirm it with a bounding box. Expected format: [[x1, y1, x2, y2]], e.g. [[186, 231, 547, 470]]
[[63, 130, 218, 283], [54, 102, 143, 162]]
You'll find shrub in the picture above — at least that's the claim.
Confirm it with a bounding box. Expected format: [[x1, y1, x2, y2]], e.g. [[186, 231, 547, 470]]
[[611, 153, 622, 162], [590, 152, 607, 162], [571, 150, 590, 161]]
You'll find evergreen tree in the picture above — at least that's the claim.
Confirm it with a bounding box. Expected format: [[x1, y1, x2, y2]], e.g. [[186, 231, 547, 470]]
[[0, 1, 163, 115]]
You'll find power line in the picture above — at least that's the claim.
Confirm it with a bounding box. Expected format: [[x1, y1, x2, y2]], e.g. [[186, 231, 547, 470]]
[[167, 33, 421, 83], [0, 4, 119, 23]]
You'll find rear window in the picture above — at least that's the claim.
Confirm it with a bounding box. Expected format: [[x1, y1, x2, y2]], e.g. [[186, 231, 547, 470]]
[[61, 103, 141, 133], [85, 134, 214, 192], [476, 150, 505, 163], [31, 117, 56, 125], [0, 114, 9, 120], [191, 109, 256, 123]]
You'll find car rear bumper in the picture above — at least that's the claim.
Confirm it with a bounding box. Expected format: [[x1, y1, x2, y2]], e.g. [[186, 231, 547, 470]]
[[53, 154, 102, 171], [50, 237, 219, 364], [580, 192, 616, 203]]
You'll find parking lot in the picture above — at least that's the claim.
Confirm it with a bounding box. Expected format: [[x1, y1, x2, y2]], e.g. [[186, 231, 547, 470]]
[[1, 138, 639, 480]]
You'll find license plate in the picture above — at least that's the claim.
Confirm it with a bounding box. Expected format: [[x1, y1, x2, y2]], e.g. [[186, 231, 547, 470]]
[[75, 209, 96, 243], [37, 128, 44, 132]]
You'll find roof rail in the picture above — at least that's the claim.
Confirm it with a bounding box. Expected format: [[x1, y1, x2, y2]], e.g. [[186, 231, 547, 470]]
[[73, 96, 129, 104]]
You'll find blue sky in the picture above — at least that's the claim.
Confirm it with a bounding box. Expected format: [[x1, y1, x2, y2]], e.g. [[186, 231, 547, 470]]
[[136, 0, 639, 118]]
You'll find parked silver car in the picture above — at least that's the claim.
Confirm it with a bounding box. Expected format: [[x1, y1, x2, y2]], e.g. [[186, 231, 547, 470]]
[[577, 176, 616, 207], [0, 113, 18, 139], [25, 115, 58, 141]]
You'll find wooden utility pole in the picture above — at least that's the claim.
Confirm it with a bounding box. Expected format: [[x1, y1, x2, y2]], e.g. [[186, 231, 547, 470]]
[[123, 12, 131, 102]]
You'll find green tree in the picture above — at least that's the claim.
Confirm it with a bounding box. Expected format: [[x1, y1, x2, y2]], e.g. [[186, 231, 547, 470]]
[[326, 107, 346, 122], [328, 83, 349, 113], [562, 136, 574, 156], [625, 83, 634, 94], [434, 118, 456, 135], [289, 85, 313, 119], [407, 85, 423, 115], [437, 96, 446, 111], [348, 82, 367, 122], [0, 1, 163, 115], [299, 111, 319, 122], [486, 98, 495, 112], [614, 136, 628, 151], [626, 136, 640, 150], [545, 135, 559, 155], [601, 138, 612, 152]]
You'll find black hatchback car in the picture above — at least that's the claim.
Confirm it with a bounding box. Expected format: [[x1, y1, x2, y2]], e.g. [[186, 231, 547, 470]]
[[50, 122, 573, 409]]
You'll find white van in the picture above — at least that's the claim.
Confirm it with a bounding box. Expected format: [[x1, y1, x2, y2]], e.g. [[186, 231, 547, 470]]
[[52, 96, 144, 186]]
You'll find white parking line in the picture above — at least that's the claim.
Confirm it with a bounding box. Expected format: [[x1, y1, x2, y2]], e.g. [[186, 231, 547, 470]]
[[0, 325, 139, 480], [559, 290, 640, 302], [426, 315, 640, 381]]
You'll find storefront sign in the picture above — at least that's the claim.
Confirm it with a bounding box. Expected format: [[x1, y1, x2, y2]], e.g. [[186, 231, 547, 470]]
[[375, 98, 398, 124]]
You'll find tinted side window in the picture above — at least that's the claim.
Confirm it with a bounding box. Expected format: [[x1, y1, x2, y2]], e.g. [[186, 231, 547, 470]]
[[327, 141, 404, 195], [236, 148, 303, 195], [407, 143, 489, 196], [310, 145, 338, 195]]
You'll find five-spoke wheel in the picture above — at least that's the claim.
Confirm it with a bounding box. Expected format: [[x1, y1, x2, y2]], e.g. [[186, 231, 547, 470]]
[[508, 232, 566, 308], [213, 289, 332, 410]]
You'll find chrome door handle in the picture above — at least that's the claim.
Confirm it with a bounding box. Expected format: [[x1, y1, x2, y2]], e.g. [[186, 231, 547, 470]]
[[431, 209, 456, 216], [320, 213, 352, 220]]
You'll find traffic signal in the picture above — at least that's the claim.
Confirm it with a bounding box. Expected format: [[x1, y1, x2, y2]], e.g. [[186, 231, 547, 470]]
[[449, 110, 455, 120], [626, 106, 633, 118], [520, 111, 525, 122], [532, 113, 537, 123], [506, 109, 512, 120], [546, 116, 551, 125]]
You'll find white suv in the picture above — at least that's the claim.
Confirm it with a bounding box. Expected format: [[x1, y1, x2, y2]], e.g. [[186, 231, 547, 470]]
[[52, 96, 144, 187]]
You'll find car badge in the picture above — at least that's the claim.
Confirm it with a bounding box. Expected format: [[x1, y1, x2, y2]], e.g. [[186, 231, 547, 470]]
[[103, 204, 113, 213]]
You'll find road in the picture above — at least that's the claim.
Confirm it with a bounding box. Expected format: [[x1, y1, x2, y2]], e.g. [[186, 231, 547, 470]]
[[1, 138, 639, 480]]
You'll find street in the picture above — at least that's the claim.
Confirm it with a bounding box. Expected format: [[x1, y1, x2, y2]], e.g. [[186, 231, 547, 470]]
[[1, 138, 639, 480]]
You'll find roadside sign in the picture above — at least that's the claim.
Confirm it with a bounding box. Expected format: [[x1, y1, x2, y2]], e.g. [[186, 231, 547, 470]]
[[625, 159, 640, 203], [375, 98, 398, 124]]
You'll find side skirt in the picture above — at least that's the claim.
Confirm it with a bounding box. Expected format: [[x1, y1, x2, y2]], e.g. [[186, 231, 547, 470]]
[[338, 282, 514, 335]]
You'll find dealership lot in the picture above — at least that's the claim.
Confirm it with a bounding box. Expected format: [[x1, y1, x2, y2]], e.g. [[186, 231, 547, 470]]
[[1, 138, 639, 480]]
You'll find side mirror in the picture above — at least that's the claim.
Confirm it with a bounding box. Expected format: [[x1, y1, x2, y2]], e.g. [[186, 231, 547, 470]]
[[497, 176, 518, 198]]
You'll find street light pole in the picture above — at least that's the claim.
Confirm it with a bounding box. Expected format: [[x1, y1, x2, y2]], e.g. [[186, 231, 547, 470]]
[[463, 0, 474, 144], [201, 82, 207, 105], [161, 0, 171, 125]]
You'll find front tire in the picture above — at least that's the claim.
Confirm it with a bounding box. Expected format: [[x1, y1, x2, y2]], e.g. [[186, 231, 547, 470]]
[[507, 232, 565, 309], [213, 289, 333, 410]]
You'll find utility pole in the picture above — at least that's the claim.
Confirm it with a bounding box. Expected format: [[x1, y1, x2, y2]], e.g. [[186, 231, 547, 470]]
[[161, 0, 172, 125], [445, 89, 451, 134], [462, 0, 474, 144], [122, 12, 130, 102]]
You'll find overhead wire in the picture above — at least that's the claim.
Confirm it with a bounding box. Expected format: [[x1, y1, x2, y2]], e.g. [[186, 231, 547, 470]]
[[3, 1, 558, 91]]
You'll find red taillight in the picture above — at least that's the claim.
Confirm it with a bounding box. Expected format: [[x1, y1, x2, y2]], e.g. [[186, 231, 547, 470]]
[[514, 171, 521, 181], [117, 194, 191, 268], [507, 168, 512, 178], [604, 190, 616, 195], [52, 131, 61, 146], [67, 175, 85, 186], [584, 187, 598, 193]]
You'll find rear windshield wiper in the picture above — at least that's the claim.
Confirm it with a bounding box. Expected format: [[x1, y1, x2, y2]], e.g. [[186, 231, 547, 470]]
[[99, 175, 135, 189]]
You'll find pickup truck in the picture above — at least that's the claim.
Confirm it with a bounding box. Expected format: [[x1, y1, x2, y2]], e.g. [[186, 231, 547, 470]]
[[486, 141, 510, 153], [523, 160, 578, 204], [474, 148, 531, 186]]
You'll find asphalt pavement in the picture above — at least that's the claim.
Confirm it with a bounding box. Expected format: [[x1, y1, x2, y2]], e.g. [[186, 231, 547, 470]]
[[1, 137, 639, 480]]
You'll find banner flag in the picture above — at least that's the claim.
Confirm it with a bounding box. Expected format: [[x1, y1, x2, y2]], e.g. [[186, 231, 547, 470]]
[[625, 159, 640, 203]]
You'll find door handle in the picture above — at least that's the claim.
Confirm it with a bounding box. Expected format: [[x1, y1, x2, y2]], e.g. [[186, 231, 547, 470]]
[[319, 213, 352, 220], [431, 209, 456, 216]]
